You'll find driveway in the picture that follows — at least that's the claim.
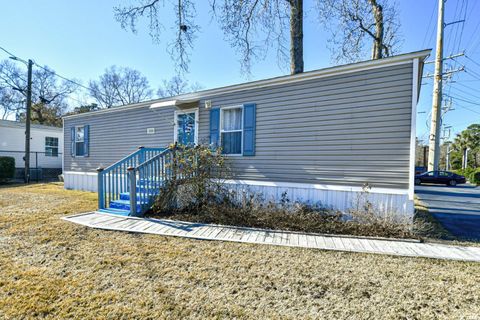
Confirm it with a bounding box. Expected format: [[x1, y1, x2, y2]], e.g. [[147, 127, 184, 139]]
[[415, 184, 480, 240]]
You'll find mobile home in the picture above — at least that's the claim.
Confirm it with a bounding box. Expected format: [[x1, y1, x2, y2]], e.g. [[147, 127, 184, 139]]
[[0, 120, 63, 180], [63, 50, 429, 217]]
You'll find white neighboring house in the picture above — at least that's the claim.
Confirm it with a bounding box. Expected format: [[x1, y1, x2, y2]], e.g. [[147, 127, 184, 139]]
[[0, 120, 63, 179]]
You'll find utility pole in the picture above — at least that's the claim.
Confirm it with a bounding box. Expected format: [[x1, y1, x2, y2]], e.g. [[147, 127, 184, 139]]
[[24, 59, 33, 183], [463, 148, 469, 170], [428, 0, 444, 172], [423, 146, 428, 169], [445, 143, 451, 171]]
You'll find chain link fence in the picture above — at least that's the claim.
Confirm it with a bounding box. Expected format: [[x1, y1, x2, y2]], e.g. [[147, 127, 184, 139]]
[[0, 150, 62, 182]]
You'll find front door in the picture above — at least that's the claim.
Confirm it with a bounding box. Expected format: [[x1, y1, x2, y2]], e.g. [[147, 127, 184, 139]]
[[175, 110, 198, 146]]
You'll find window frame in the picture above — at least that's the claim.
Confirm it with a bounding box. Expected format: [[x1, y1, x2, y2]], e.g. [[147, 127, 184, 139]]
[[45, 136, 59, 157], [173, 108, 199, 146], [74, 125, 85, 157], [220, 105, 244, 156]]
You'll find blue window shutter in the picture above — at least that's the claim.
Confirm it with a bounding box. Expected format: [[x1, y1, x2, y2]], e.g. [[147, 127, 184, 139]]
[[209, 108, 220, 148], [70, 127, 75, 157], [84, 125, 90, 157], [243, 103, 256, 156]]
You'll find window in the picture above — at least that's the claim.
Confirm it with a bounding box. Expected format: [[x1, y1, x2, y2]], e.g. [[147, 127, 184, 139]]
[[75, 126, 85, 156], [220, 107, 243, 155], [70, 125, 89, 157], [45, 137, 59, 157], [439, 171, 452, 177]]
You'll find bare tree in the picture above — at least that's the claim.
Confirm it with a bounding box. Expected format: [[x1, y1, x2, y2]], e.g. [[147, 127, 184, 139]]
[[114, 0, 305, 75], [30, 66, 78, 125], [0, 86, 23, 120], [0, 60, 78, 125], [316, 0, 401, 63], [114, 0, 199, 74], [157, 76, 203, 98], [0, 60, 26, 119], [211, 0, 300, 74], [89, 66, 153, 108]]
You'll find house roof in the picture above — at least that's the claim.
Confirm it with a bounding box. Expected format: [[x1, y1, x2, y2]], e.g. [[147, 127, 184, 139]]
[[63, 49, 431, 120], [0, 119, 62, 131]]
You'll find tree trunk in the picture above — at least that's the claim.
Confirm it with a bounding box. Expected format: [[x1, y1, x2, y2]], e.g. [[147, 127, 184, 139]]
[[370, 0, 384, 59], [290, 0, 304, 74]]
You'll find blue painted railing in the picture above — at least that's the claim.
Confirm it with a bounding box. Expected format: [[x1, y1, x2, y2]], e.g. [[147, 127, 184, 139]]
[[128, 148, 175, 216], [97, 147, 166, 213]]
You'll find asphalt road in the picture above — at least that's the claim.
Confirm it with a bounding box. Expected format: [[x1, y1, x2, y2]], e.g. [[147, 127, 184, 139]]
[[415, 184, 480, 240]]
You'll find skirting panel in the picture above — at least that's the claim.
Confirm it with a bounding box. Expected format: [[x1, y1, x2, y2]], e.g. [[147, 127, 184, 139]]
[[64, 172, 414, 217], [223, 180, 414, 217], [64, 171, 97, 192]]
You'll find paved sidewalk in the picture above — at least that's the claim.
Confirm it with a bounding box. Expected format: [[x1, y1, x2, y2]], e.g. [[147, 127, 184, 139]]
[[63, 212, 480, 262]]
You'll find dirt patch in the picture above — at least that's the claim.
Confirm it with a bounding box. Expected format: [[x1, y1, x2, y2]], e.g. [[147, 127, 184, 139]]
[[1, 183, 480, 319]]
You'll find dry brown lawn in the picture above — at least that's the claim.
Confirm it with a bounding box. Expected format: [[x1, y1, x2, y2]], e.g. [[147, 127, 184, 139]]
[[1, 183, 480, 319]]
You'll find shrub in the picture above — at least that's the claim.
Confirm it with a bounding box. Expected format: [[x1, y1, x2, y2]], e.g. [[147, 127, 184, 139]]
[[454, 168, 474, 179], [469, 169, 480, 185], [346, 184, 414, 238], [152, 147, 416, 239], [0, 156, 15, 182], [153, 144, 231, 212], [454, 168, 480, 184], [152, 171, 417, 239]]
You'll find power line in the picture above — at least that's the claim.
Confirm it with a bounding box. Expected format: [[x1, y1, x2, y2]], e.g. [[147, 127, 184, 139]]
[[422, 1, 438, 48], [455, 103, 480, 115], [448, 118, 480, 127], [447, 0, 462, 55], [455, 79, 480, 82], [0, 45, 24, 62], [470, 33, 480, 53], [448, 95, 480, 106], [0, 43, 109, 101], [463, 67, 480, 81], [32, 63, 92, 93], [455, 81, 480, 92], [65, 94, 97, 106], [457, 0, 468, 50], [465, 55, 480, 68], [449, 85, 480, 100], [466, 67, 480, 80]]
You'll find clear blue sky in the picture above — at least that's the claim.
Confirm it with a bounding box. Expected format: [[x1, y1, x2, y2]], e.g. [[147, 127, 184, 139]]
[[1, 0, 479, 142]]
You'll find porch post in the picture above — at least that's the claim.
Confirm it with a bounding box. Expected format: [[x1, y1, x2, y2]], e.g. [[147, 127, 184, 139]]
[[96, 167, 105, 209], [127, 166, 137, 216], [138, 146, 145, 165]]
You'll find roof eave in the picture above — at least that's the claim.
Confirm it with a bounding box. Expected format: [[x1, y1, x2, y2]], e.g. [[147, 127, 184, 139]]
[[63, 49, 432, 120]]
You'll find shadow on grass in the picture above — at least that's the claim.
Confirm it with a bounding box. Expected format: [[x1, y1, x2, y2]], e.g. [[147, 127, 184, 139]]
[[0, 181, 64, 189]]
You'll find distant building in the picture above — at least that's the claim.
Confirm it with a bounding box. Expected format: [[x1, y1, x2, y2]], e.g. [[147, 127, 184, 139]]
[[0, 120, 63, 180]]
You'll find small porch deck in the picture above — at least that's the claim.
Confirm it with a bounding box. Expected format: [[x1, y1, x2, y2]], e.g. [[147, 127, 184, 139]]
[[63, 212, 480, 262]]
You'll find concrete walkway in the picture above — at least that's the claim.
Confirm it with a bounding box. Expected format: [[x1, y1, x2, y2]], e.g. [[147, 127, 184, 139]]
[[63, 212, 480, 262]]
